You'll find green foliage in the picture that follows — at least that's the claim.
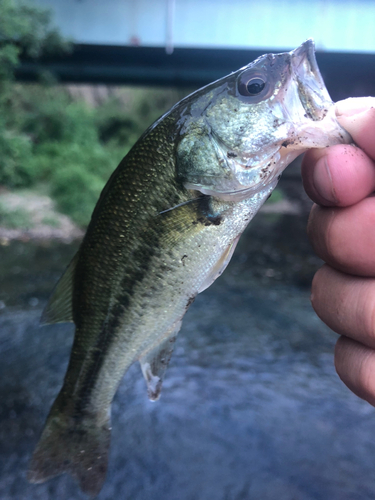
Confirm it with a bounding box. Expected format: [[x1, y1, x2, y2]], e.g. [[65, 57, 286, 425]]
[[19, 86, 98, 146], [0, 81, 184, 226], [1, 85, 185, 226], [46, 89, 182, 226], [45, 142, 124, 227], [0, 1, 186, 227], [266, 188, 284, 204], [0, 200, 32, 229], [0, 129, 33, 186], [41, 215, 60, 228], [94, 87, 184, 148], [0, 0, 70, 189], [0, 0, 68, 62]]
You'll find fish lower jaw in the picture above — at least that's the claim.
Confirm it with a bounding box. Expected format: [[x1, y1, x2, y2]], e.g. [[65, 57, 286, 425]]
[[184, 148, 301, 202], [292, 106, 352, 149], [184, 177, 280, 202], [182, 130, 312, 203]]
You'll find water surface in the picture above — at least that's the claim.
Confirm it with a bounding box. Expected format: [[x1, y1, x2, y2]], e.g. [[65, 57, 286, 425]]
[[1, 212, 374, 500]]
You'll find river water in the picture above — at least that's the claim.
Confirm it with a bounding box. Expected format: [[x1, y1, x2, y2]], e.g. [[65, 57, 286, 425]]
[[1, 209, 375, 500]]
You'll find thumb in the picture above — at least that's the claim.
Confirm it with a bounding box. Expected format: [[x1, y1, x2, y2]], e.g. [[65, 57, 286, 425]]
[[335, 97, 375, 160]]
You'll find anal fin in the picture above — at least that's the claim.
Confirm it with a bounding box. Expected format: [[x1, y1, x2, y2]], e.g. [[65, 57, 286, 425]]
[[139, 320, 182, 401]]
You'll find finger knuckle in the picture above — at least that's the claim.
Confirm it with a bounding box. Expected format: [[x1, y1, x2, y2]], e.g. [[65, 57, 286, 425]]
[[357, 352, 375, 399], [365, 291, 375, 340]]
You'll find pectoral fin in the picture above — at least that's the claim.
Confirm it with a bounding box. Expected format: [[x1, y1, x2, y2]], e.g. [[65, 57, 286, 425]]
[[139, 320, 182, 401], [41, 252, 79, 325], [198, 234, 241, 293]]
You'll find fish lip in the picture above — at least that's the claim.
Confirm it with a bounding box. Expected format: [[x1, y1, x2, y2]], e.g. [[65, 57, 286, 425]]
[[290, 39, 333, 121], [291, 39, 321, 80]]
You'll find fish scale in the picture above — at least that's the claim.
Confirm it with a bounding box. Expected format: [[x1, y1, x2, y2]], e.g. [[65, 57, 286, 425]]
[[28, 40, 351, 496]]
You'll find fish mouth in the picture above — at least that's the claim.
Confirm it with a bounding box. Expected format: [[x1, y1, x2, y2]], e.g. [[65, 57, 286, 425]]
[[290, 39, 332, 121]]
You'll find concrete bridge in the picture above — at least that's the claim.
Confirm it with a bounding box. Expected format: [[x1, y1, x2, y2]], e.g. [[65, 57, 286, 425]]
[[18, 0, 375, 98]]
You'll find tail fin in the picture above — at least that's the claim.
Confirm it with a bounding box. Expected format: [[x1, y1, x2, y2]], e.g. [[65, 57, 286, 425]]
[[27, 409, 111, 496]]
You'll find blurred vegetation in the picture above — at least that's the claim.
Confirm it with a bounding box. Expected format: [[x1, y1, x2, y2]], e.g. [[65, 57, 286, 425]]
[[0, 199, 32, 229], [0, 0, 69, 185], [266, 187, 284, 204], [0, 0, 185, 226], [4, 84, 183, 226]]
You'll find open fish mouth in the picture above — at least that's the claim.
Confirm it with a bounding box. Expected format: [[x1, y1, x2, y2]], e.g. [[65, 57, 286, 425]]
[[290, 39, 332, 121]]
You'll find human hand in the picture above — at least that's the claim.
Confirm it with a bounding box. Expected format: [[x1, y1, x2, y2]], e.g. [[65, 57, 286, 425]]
[[301, 97, 375, 405]]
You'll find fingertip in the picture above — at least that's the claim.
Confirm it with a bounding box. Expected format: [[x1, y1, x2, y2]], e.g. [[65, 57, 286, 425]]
[[335, 97, 375, 160], [335, 336, 375, 407], [335, 97, 375, 118], [310, 263, 331, 317]]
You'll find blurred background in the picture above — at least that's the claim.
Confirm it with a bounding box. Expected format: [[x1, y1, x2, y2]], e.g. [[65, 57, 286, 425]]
[[1, 1, 375, 499]]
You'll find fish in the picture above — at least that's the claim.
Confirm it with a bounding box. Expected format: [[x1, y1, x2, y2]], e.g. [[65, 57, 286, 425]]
[[28, 40, 351, 496]]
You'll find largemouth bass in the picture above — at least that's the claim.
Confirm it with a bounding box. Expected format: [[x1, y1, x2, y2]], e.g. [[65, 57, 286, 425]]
[[28, 40, 350, 495]]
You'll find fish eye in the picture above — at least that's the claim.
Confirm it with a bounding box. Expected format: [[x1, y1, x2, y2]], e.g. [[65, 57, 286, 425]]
[[238, 72, 267, 97], [246, 78, 266, 96]]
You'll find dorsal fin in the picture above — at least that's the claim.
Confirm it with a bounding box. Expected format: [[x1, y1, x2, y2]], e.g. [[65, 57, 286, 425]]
[[40, 252, 79, 325], [139, 320, 182, 401]]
